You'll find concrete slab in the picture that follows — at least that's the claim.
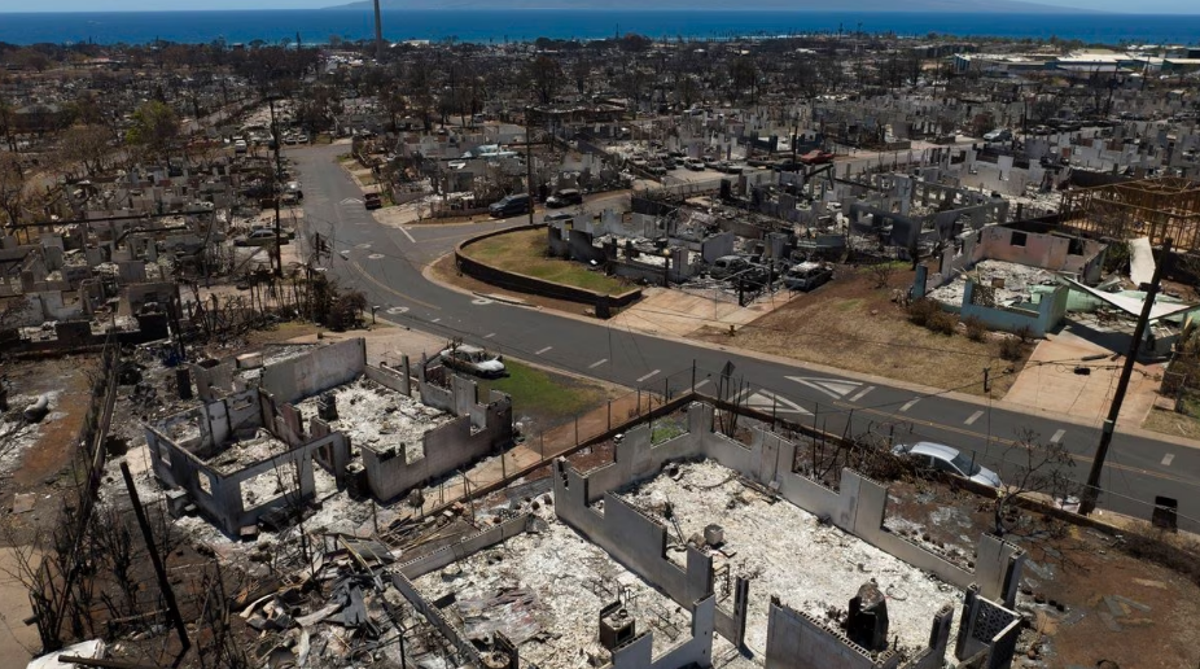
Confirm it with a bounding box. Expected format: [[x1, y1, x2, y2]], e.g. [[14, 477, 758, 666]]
[[611, 286, 796, 338], [1002, 328, 1163, 428]]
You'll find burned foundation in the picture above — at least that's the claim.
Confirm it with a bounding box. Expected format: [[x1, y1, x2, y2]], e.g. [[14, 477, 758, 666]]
[[144, 337, 514, 535], [552, 402, 1024, 669]]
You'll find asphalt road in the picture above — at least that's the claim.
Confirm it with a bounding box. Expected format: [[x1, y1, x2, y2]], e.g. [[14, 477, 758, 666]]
[[291, 144, 1200, 532]]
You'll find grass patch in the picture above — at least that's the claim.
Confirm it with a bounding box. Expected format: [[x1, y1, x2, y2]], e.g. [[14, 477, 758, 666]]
[[479, 359, 604, 423], [463, 228, 630, 295], [1142, 407, 1200, 441], [651, 419, 686, 445]]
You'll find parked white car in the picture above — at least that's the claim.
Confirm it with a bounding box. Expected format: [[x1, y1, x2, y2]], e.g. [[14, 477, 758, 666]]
[[892, 441, 1003, 488], [438, 344, 506, 378]]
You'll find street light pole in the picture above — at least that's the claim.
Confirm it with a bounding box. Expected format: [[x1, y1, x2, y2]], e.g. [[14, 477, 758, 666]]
[[1080, 237, 1173, 515]]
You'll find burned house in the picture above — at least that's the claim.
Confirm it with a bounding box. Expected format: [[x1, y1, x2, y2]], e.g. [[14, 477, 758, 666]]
[[144, 338, 514, 535]]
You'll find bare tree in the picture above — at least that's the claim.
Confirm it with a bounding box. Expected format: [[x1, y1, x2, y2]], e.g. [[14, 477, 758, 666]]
[[527, 55, 564, 106], [993, 429, 1079, 536]]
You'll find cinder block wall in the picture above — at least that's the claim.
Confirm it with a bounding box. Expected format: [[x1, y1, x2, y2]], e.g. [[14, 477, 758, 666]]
[[765, 598, 901, 669]]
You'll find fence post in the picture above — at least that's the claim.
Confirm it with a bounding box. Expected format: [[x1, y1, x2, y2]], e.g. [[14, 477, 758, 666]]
[[664, 377, 670, 403]]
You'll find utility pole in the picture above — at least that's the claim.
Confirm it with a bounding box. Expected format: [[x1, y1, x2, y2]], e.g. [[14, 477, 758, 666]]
[[269, 97, 283, 278], [373, 0, 384, 61], [1080, 237, 1173, 515], [525, 106, 536, 227]]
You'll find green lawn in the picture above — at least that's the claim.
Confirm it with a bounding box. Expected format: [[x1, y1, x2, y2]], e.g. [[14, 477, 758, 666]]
[[464, 228, 630, 295], [479, 359, 604, 424]]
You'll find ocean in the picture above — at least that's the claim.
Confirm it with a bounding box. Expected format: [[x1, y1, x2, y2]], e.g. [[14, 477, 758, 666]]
[[0, 10, 1197, 47]]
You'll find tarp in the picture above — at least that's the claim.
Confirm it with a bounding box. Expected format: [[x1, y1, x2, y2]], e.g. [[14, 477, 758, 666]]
[[1062, 277, 1196, 322]]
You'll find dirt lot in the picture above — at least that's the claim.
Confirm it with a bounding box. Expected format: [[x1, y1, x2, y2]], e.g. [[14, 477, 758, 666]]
[[884, 476, 1200, 669], [694, 263, 1030, 397]]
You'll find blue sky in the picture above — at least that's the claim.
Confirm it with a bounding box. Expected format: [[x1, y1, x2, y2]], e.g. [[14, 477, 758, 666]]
[[0, 0, 1196, 11]]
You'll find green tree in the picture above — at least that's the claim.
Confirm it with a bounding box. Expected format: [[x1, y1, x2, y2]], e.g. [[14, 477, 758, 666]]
[[126, 100, 179, 161]]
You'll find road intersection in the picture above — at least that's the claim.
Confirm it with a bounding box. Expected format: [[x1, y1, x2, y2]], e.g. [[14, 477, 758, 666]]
[[291, 144, 1200, 532]]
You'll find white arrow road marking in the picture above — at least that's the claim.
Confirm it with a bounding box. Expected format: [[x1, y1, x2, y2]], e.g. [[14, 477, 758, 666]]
[[741, 389, 812, 416], [339, 197, 363, 205], [786, 376, 863, 400]]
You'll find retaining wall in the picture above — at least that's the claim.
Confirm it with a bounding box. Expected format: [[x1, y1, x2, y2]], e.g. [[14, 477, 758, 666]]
[[455, 225, 642, 317]]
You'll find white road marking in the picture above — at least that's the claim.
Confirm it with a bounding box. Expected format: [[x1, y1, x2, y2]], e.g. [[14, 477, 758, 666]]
[[399, 227, 416, 243], [848, 385, 876, 403], [964, 410, 984, 425], [786, 375, 862, 400], [694, 379, 712, 390], [431, 318, 441, 323], [589, 358, 608, 369], [1162, 453, 1175, 466], [637, 369, 661, 383], [743, 390, 812, 417], [1050, 429, 1066, 444], [899, 398, 921, 412], [484, 332, 496, 339], [536, 346, 553, 355], [385, 306, 409, 315]]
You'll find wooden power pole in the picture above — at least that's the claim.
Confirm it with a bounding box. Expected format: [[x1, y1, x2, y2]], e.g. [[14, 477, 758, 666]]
[[1080, 237, 1172, 515]]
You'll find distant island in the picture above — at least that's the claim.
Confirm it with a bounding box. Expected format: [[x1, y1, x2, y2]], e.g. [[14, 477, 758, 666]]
[[330, 0, 1083, 13]]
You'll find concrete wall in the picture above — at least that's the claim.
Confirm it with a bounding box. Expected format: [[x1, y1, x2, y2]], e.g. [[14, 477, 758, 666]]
[[954, 586, 1022, 669], [361, 385, 512, 502], [764, 598, 900, 669], [456, 226, 642, 317], [146, 388, 350, 536], [960, 281, 1069, 338], [973, 226, 1105, 280], [556, 402, 1024, 605], [261, 338, 367, 405], [608, 596, 717, 669]]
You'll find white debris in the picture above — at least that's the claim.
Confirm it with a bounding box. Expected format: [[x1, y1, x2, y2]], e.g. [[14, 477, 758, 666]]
[[413, 514, 690, 667], [297, 378, 453, 464], [617, 461, 962, 658]]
